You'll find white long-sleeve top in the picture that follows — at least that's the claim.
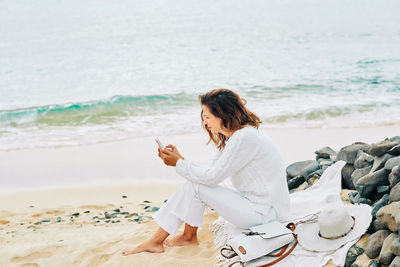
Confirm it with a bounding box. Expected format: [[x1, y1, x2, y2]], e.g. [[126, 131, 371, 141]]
[[176, 126, 290, 219]]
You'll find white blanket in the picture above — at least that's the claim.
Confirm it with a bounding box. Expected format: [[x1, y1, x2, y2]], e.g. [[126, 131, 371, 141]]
[[211, 160, 357, 267]]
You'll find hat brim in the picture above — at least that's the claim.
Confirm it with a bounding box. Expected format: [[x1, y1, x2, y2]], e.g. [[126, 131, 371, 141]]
[[297, 204, 372, 252]]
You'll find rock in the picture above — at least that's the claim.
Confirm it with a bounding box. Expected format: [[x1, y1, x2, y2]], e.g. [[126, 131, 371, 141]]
[[389, 145, 400, 156], [104, 212, 112, 219], [370, 140, 399, 157], [371, 154, 395, 173], [376, 202, 400, 232], [386, 157, 400, 171], [300, 161, 320, 178], [390, 136, 400, 144], [366, 229, 391, 258], [72, 212, 79, 217], [390, 256, 400, 267], [372, 194, 390, 217], [318, 158, 333, 168], [391, 238, 400, 256], [390, 183, 400, 203], [394, 166, 400, 177], [306, 173, 321, 184], [113, 208, 120, 213], [379, 233, 398, 265], [286, 160, 315, 178], [345, 244, 364, 267], [315, 146, 337, 159], [288, 175, 305, 190], [372, 218, 388, 232], [378, 185, 391, 194], [354, 150, 374, 169], [367, 260, 379, 267], [143, 200, 151, 203], [355, 168, 390, 198], [390, 171, 400, 188], [352, 166, 372, 185], [122, 195, 127, 198], [342, 164, 356, 190], [337, 143, 371, 164]]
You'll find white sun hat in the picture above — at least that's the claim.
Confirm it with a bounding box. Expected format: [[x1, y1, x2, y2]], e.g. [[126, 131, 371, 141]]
[[297, 204, 372, 252]]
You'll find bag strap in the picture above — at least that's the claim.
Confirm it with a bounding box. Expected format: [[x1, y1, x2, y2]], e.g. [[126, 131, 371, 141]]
[[256, 223, 298, 267], [220, 223, 298, 267]]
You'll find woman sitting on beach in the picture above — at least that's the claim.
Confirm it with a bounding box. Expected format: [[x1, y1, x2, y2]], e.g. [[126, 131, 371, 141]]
[[123, 88, 290, 255]]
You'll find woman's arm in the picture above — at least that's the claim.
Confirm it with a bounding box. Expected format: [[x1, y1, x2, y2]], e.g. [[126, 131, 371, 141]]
[[176, 131, 260, 186]]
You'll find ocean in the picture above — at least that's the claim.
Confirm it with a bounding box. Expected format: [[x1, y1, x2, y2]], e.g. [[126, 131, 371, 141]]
[[1, 0, 399, 151]]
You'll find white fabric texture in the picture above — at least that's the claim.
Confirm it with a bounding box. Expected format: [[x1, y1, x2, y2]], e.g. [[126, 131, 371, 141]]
[[152, 181, 278, 236], [176, 126, 290, 220], [211, 160, 357, 267]]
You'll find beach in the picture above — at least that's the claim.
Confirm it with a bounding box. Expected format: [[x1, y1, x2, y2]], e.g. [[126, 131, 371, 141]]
[[1, 126, 399, 266]]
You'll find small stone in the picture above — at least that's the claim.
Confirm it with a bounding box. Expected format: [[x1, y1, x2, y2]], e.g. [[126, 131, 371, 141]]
[[287, 175, 305, 190], [372, 218, 388, 232], [354, 150, 374, 169], [41, 219, 51, 223], [369, 140, 399, 157], [390, 256, 400, 267], [390, 183, 400, 203], [388, 145, 400, 156], [337, 143, 371, 164], [386, 157, 400, 171], [366, 229, 391, 258], [286, 160, 315, 178], [379, 233, 398, 265], [355, 168, 390, 198], [300, 161, 320, 178], [315, 146, 337, 159], [368, 260, 379, 267], [342, 164, 356, 190], [113, 208, 120, 213], [120, 212, 129, 215], [345, 244, 364, 267], [391, 238, 400, 255], [376, 202, 400, 232], [151, 207, 159, 212], [84, 210, 90, 213], [144, 205, 150, 210], [371, 154, 395, 173], [143, 200, 151, 203], [390, 171, 400, 188], [352, 166, 372, 185], [122, 195, 127, 198], [104, 212, 112, 219], [372, 194, 390, 217], [390, 136, 400, 144], [71, 212, 80, 217], [378, 185, 391, 194]]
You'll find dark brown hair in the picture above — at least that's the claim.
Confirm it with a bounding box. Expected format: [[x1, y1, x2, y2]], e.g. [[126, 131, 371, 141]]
[[199, 88, 261, 150]]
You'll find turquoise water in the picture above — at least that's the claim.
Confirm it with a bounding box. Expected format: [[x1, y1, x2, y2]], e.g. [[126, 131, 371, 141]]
[[1, 0, 399, 151]]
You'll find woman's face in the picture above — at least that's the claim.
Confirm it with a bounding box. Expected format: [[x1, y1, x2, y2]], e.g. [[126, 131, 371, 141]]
[[201, 105, 223, 135]]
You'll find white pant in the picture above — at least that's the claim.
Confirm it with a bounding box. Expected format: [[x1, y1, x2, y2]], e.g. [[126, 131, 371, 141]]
[[152, 181, 277, 235]]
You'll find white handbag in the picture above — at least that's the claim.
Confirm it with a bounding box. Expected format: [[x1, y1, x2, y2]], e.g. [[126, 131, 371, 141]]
[[220, 221, 298, 267]]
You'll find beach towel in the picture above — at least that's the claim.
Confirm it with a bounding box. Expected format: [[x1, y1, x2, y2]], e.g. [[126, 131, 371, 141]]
[[211, 160, 356, 267]]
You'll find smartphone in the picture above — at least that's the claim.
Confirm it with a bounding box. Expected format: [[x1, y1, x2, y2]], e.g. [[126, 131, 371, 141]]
[[155, 138, 165, 149]]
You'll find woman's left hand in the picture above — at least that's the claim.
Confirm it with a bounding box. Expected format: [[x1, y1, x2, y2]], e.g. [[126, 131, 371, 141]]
[[158, 144, 184, 166]]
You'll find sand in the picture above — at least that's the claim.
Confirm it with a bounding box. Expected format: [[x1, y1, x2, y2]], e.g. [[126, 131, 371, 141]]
[[1, 126, 399, 266]]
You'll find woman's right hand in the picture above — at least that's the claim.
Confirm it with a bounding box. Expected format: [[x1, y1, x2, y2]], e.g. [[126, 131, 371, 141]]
[[158, 144, 184, 166]]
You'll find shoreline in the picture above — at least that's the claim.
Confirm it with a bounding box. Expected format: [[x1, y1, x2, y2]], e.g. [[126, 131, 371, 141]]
[[1, 126, 400, 193]]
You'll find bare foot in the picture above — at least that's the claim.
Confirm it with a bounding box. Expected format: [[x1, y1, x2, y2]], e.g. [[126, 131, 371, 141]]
[[164, 234, 199, 247], [122, 239, 165, 256]]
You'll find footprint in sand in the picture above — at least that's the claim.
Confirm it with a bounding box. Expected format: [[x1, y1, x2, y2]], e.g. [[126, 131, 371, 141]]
[[10, 245, 64, 263]]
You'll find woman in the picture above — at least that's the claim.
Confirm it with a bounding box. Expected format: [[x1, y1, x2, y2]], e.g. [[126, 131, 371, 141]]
[[122, 88, 290, 255]]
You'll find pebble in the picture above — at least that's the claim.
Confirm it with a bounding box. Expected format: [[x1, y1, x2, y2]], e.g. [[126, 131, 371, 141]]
[[371, 153, 395, 173], [345, 244, 364, 267], [369, 140, 398, 157], [365, 229, 391, 258], [351, 166, 372, 185], [390, 171, 400, 188], [385, 156, 400, 171], [354, 150, 374, 169], [391, 238, 400, 256], [315, 146, 337, 159], [342, 164, 356, 190], [390, 183, 400, 203], [355, 168, 390, 198], [122, 195, 127, 198], [379, 233, 398, 265], [287, 176, 305, 190], [390, 256, 400, 267], [377, 202, 400, 232], [71, 212, 80, 217], [336, 143, 370, 164], [286, 160, 315, 178], [388, 145, 400, 156], [371, 194, 389, 217]]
